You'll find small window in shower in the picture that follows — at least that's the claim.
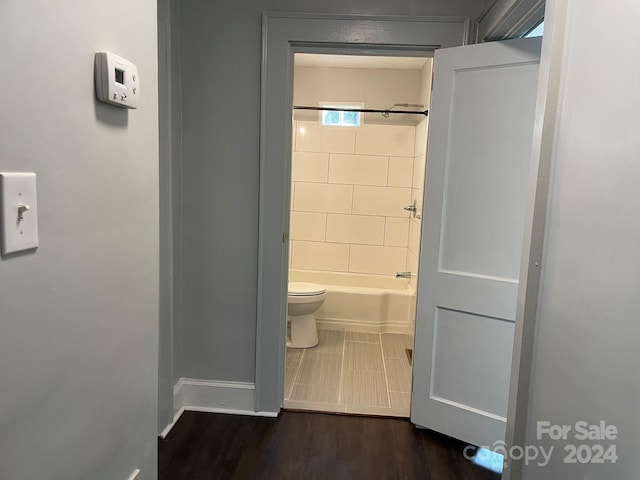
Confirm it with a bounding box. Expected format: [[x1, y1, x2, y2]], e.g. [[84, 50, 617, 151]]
[[320, 102, 363, 127]]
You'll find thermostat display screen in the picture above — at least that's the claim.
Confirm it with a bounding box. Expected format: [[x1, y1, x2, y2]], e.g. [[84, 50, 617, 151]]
[[115, 68, 125, 85]]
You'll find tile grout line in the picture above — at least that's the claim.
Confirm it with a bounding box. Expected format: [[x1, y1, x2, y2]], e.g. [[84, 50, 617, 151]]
[[325, 152, 330, 184], [323, 212, 328, 242], [338, 329, 347, 407], [286, 348, 306, 401], [383, 216, 388, 246], [378, 333, 392, 409], [386, 155, 391, 187]]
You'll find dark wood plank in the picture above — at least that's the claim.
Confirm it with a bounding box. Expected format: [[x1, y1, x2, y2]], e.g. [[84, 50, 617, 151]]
[[159, 411, 501, 480]]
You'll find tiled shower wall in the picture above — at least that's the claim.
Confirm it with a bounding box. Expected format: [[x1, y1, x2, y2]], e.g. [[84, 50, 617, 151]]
[[408, 119, 428, 292], [407, 60, 432, 293], [289, 120, 416, 276], [289, 60, 433, 283]]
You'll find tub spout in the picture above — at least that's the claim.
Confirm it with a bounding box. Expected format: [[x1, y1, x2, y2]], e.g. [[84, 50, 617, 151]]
[[396, 271, 412, 278]]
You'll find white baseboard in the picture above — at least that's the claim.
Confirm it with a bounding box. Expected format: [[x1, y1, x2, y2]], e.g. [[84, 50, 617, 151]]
[[159, 406, 185, 439], [160, 378, 278, 438], [183, 405, 278, 417], [173, 378, 184, 418], [180, 378, 256, 412]]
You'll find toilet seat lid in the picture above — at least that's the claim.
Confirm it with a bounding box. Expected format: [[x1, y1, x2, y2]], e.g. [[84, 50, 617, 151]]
[[288, 282, 326, 296]]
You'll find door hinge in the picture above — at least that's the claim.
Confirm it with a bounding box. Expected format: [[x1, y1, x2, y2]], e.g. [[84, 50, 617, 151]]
[[283, 231, 288, 243]]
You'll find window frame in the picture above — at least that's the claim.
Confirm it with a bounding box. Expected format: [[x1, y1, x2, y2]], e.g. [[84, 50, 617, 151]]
[[319, 101, 365, 128]]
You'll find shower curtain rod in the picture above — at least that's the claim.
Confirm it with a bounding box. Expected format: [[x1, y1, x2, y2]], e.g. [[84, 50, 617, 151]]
[[293, 106, 429, 116]]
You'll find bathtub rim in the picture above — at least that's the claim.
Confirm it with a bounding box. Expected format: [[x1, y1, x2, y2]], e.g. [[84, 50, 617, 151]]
[[288, 268, 413, 292], [290, 269, 417, 335]]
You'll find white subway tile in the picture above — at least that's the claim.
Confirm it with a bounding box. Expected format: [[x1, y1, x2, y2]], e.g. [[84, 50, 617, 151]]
[[291, 241, 350, 272], [419, 60, 433, 109], [364, 69, 421, 108], [414, 118, 429, 157], [352, 186, 411, 217], [411, 188, 424, 219], [413, 154, 426, 190], [407, 251, 419, 291], [290, 211, 327, 241], [407, 250, 419, 273], [408, 219, 422, 256], [328, 154, 389, 186], [384, 217, 410, 247], [292, 121, 297, 152], [294, 182, 353, 214], [292, 152, 329, 183], [326, 214, 385, 245], [296, 121, 356, 154], [355, 124, 415, 157], [349, 245, 407, 275], [388, 157, 414, 187]]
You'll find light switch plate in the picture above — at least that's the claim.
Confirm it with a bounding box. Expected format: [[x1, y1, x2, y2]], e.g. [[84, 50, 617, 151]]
[[0, 172, 39, 255]]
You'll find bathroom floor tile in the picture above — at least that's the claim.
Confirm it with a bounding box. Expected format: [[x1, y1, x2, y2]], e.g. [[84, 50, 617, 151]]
[[381, 333, 411, 358], [284, 400, 347, 414], [315, 329, 345, 353], [389, 391, 411, 410], [285, 367, 298, 398], [344, 404, 409, 417], [286, 348, 303, 369], [344, 341, 384, 371], [283, 329, 413, 418], [343, 370, 389, 408], [345, 331, 380, 343], [296, 352, 342, 386], [385, 357, 412, 393], [290, 384, 340, 404]]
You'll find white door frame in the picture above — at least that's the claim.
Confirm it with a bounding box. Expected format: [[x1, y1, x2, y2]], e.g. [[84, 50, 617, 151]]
[[503, 1, 560, 476], [256, 12, 471, 414], [256, 12, 557, 480]]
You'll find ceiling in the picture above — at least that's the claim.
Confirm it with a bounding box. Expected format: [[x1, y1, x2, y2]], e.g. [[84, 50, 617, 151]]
[[294, 53, 430, 70]]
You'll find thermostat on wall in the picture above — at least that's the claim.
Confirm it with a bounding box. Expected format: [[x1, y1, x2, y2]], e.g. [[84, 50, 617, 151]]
[[95, 51, 140, 109]]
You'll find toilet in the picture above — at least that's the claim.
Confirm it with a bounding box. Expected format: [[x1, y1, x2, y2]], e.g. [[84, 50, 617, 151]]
[[287, 282, 327, 348]]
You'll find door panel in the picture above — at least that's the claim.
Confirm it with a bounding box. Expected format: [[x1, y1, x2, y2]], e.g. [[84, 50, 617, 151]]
[[411, 37, 542, 448], [440, 62, 539, 280], [432, 308, 514, 417]]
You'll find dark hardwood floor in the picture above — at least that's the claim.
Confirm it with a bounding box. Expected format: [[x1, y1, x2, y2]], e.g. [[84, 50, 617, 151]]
[[159, 410, 501, 480]]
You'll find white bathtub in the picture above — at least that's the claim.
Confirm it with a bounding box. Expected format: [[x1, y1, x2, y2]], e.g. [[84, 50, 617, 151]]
[[288, 269, 416, 334]]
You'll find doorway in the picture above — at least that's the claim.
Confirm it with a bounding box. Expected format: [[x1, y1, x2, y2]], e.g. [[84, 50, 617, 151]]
[[283, 53, 432, 416], [257, 17, 544, 478], [256, 12, 469, 415]]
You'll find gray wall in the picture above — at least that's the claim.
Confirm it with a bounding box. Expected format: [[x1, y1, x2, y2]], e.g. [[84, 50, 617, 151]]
[[176, 0, 484, 384], [0, 2, 159, 479], [523, 0, 640, 478]]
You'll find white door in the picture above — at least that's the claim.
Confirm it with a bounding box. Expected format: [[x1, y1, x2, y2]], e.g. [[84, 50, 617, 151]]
[[411, 37, 542, 448]]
